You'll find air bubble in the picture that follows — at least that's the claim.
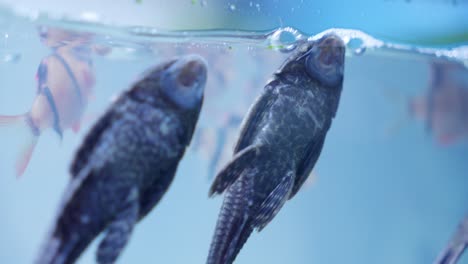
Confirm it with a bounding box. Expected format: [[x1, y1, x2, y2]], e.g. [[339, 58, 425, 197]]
[[1, 52, 21, 63], [229, 4, 236, 11], [354, 47, 366, 56], [268, 27, 303, 52], [346, 37, 366, 56]]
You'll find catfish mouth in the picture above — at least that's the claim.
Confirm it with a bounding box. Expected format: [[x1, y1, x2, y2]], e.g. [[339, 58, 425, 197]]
[[317, 36, 345, 66], [177, 60, 206, 87]]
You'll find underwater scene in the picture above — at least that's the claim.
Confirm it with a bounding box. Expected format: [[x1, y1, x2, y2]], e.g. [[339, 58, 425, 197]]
[[0, 1, 467, 264]]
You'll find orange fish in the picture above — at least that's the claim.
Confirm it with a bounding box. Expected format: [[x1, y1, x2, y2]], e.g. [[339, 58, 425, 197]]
[[409, 61, 468, 146], [0, 28, 97, 177]]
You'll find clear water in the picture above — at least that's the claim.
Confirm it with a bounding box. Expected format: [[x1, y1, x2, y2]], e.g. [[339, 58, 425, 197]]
[[0, 3, 467, 264]]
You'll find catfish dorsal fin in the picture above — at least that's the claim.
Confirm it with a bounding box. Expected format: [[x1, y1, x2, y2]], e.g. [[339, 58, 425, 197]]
[[208, 144, 262, 197]]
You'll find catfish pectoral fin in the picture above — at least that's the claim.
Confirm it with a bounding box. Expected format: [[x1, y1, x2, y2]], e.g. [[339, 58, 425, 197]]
[[209, 144, 262, 197]]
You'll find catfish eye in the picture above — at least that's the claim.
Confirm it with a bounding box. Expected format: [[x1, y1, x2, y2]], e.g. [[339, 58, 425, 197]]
[[305, 35, 345, 87]]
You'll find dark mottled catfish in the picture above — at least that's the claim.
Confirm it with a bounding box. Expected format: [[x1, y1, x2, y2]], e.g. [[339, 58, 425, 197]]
[[435, 216, 468, 264], [36, 54, 207, 264], [206, 34, 346, 264]]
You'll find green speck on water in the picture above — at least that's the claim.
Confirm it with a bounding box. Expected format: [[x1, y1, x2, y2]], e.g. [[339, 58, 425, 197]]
[[135, 0, 142, 3], [267, 44, 285, 50], [191, 0, 197, 4]]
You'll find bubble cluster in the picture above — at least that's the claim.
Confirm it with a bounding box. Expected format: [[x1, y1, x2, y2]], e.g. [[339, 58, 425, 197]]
[[268, 27, 304, 53]]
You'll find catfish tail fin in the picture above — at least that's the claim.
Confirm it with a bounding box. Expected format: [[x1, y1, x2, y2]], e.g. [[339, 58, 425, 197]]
[[207, 176, 254, 264]]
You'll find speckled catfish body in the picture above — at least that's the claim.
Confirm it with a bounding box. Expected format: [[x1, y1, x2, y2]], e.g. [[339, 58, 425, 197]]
[[36, 55, 207, 264], [206, 34, 346, 264]]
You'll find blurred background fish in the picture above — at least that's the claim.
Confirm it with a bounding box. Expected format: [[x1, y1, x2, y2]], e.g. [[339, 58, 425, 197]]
[[385, 60, 468, 147], [0, 27, 105, 177], [409, 61, 468, 146]]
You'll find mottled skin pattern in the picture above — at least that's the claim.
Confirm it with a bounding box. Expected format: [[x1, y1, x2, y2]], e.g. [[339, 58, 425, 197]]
[[206, 34, 345, 264], [435, 216, 468, 264], [36, 55, 207, 264]]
